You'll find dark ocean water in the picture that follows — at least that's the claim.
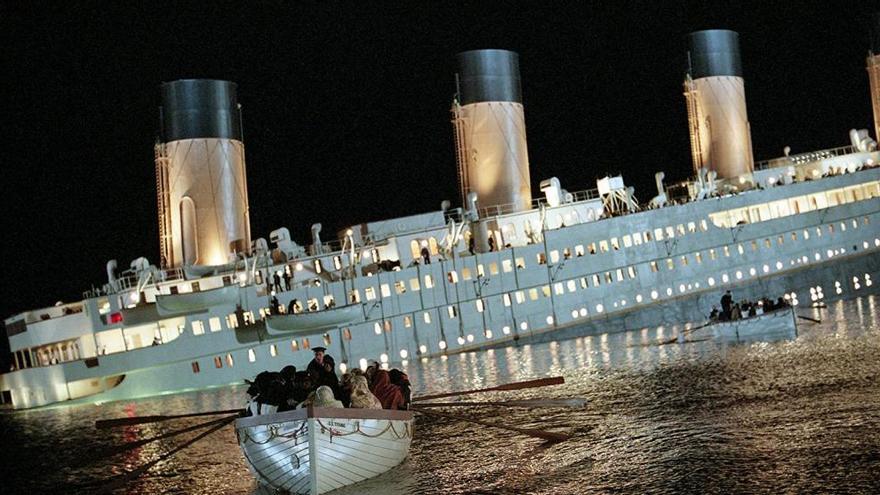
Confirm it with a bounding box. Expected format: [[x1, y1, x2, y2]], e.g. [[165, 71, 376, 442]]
[[1, 295, 879, 494]]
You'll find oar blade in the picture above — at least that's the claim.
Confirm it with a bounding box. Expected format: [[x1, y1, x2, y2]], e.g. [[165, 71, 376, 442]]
[[96, 415, 166, 430]]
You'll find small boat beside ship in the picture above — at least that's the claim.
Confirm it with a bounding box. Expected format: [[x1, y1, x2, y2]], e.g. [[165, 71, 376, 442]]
[[235, 406, 414, 495], [266, 305, 365, 334], [708, 306, 799, 343]]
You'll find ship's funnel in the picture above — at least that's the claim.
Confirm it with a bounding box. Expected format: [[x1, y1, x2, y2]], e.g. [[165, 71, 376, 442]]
[[156, 79, 251, 268], [684, 30, 754, 179], [868, 13, 880, 141], [452, 49, 532, 214]]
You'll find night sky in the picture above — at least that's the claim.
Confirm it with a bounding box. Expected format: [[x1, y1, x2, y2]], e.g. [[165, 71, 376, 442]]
[[2, 2, 875, 366]]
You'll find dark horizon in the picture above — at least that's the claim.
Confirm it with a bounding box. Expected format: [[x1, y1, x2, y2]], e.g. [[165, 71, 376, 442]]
[[2, 3, 876, 367]]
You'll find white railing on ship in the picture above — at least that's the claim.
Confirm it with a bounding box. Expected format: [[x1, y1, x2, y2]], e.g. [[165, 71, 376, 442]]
[[754, 145, 857, 171], [477, 188, 599, 218], [82, 266, 185, 299]]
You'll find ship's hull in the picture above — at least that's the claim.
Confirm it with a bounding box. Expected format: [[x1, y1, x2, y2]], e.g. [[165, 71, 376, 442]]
[[2, 169, 878, 409], [235, 407, 413, 495]]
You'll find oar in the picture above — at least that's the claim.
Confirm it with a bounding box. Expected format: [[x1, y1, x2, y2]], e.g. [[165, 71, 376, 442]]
[[413, 398, 587, 409], [94, 415, 236, 494], [95, 408, 242, 429], [797, 314, 821, 323], [412, 376, 564, 402], [413, 407, 570, 442], [96, 415, 235, 459]]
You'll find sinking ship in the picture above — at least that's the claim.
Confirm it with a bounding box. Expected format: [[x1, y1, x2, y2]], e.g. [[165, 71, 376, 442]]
[[2, 28, 879, 409]]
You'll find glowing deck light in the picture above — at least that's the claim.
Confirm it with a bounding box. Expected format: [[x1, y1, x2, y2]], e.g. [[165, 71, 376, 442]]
[[595, 304, 604, 313], [339, 362, 348, 374], [399, 349, 408, 359], [438, 340, 447, 350], [466, 334, 475, 343], [520, 321, 528, 330], [546, 315, 554, 325], [571, 310, 579, 318], [651, 290, 659, 299], [380, 353, 388, 363], [502, 326, 511, 335]]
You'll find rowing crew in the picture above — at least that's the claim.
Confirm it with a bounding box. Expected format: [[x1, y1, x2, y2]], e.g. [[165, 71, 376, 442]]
[[243, 346, 412, 416]]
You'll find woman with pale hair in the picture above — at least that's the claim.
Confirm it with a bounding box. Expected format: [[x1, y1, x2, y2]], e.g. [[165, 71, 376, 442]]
[[348, 375, 382, 409], [300, 385, 343, 408]]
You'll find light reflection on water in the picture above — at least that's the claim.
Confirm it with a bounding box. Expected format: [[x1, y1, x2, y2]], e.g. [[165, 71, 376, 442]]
[[1, 295, 879, 494]]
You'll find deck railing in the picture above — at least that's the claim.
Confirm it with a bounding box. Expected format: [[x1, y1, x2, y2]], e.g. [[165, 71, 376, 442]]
[[477, 187, 600, 218], [754, 145, 857, 170]]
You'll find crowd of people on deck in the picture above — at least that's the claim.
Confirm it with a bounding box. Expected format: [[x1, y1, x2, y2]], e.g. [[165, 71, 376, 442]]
[[709, 290, 790, 322], [242, 346, 411, 416]]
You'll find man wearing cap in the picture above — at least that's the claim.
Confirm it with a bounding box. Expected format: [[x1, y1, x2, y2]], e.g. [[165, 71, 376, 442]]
[[307, 347, 331, 378]]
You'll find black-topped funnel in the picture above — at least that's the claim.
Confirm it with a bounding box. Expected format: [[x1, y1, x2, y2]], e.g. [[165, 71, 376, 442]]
[[688, 30, 742, 79], [160, 79, 242, 142], [456, 49, 522, 105]]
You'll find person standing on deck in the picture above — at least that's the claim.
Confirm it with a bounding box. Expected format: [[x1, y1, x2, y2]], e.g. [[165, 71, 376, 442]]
[[283, 266, 292, 291], [273, 271, 282, 293]]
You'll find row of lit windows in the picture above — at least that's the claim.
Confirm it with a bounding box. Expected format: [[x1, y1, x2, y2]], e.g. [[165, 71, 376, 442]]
[[191, 334, 333, 373], [709, 181, 879, 228]]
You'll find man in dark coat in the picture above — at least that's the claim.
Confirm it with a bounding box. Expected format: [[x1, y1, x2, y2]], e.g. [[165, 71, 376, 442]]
[[720, 290, 733, 320], [306, 347, 330, 378]]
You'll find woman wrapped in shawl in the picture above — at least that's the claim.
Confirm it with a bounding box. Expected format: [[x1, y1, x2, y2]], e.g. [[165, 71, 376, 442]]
[[370, 369, 405, 410], [348, 375, 382, 409]]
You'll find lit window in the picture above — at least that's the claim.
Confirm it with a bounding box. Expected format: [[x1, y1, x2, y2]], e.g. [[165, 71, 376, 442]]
[[349, 289, 361, 303], [404, 315, 412, 328], [599, 240, 609, 253], [209, 317, 222, 332], [680, 256, 688, 266], [700, 220, 708, 231], [423, 312, 432, 324], [695, 252, 702, 264], [515, 291, 526, 304], [627, 266, 637, 279], [616, 269, 624, 282], [333, 256, 342, 270], [554, 283, 564, 295], [248, 349, 256, 362], [709, 249, 717, 260], [567, 280, 577, 292], [654, 228, 664, 241], [515, 257, 526, 268], [677, 224, 686, 236], [723, 246, 731, 257], [291, 340, 299, 351], [477, 264, 486, 277], [409, 278, 420, 291], [650, 261, 659, 272], [394, 281, 406, 294], [687, 222, 696, 233], [381, 284, 391, 297], [323, 333, 332, 346], [225, 313, 239, 329], [476, 299, 485, 312], [737, 244, 745, 255], [666, 259, 675, 271], [580, 277, 588, 289], [777, 236, 784, 246], [365, 287, 376, 300], [269, 344, 277, 357], [611, 237, 620, 250], [424, 275, 434, 288], [563, 248, 572, 259], [462, 267, 472, 280], [343, 328, 352, 340], [592, 273, 601, 286], [226, 354, 234, 367], [384, 320, 392, 332], [503, 293, 512, 306], [489, 263, 499, 275], [632, 232, 643, 245], [447, 271, 459, 284], [302, 338, 310, 350], [307, 298, 319, 311], [665, 226, 675, 239], [550, 250, 560, 263], [622, 235, 632, 248], [529, 288, 539, 301], [192, 320, 205, 336], [588, 242, 597, 254], [447, 306, 457, 318], [191, 361, 200, 373], [314, 259, 323, 274], [214, 356, 223, 368], [542, 285, 551, 297], [502, 259, 513, 272]]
